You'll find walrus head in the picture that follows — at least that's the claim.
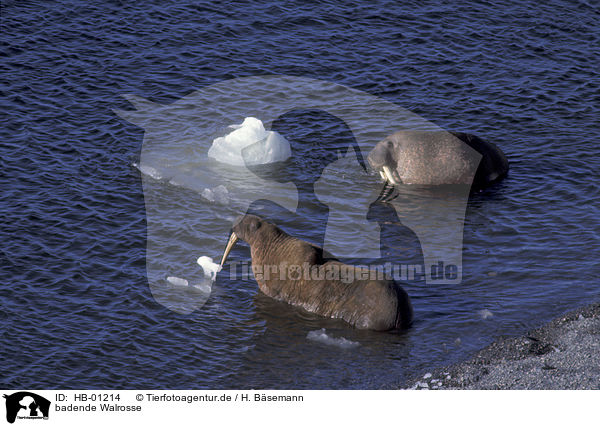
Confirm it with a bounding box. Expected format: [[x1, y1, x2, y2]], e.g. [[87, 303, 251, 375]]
[[367, 137, 402, 185], [220, 215, 280, 266]]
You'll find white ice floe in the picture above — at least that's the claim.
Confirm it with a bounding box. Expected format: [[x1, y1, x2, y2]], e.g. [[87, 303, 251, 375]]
[[423, 373, 432, 379], [201, 185, 229, 205], [197, 256, 222, 280], [134, 162, 162, 180], [478, 309, 494, 319], [166, 276, 188, 287], [207, 117, 291, 166], [410, 381, 429, 390], [306, 328, 359, 349]]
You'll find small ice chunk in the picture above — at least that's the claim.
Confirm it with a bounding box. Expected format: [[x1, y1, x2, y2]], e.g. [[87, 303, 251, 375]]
[[207, 117, 291, 166], [197, 256, 222, 280], [134, 162, 162, 180], [201, 188, 213, 201], [192, 281, 212, 294], [423, 373, 432, 379], [307, 328, 359, 349], [201, 185, 229, 204], [478, 309, 494, 319], [166, 276, 188, 286], [454, 337, 462, 346]]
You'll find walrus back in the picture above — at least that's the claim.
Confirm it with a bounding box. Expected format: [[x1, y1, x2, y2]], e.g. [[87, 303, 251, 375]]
[[393, 131, 480, 185], [239, 216, 413, 331], [450, 132, 509, 187]]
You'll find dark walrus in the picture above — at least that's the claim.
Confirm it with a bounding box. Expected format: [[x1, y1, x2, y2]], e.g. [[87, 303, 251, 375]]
[[220, 215, 413, 331], [368, 130, 509, 190]]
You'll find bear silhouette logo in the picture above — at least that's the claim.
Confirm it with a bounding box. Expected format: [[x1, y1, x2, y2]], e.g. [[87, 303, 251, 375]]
[[3, 392, 50, 424]]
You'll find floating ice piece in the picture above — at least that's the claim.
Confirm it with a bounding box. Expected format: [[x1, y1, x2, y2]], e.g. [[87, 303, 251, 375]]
[[192, 281, 212, 294], [478, 309, 494, 319], [166, 276, 188, 286], [423, 373, 432, 379], [197, 256, 222, 280], [134, 162, 162, 180], [201, 185, 229, 205], [207, 117, 291, 166], [307, 328, 359, 349]]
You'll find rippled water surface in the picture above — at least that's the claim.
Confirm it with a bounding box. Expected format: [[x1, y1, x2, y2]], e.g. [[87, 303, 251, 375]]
[[2, 0, 599, 389]]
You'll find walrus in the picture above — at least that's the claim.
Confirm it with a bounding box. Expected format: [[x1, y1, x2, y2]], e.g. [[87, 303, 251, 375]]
[[368, 130, 509, 190], [219, 215, 413, 331]]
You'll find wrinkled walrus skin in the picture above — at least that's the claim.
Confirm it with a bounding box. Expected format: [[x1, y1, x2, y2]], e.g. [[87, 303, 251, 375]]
[[220, 215, 413, 331], [368, 130, 509, 189]]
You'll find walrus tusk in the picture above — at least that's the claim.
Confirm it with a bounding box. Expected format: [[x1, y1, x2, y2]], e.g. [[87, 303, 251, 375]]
[[379, 171, 387, 181], [382, 166, 398, 185], [220, 231, 239, 266]]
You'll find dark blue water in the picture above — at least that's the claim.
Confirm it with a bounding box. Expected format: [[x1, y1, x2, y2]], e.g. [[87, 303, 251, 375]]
[[2, 0, 599, 389]]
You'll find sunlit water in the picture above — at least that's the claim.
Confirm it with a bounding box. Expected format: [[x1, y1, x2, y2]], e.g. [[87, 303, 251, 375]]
[[2, 0, 598, 389]]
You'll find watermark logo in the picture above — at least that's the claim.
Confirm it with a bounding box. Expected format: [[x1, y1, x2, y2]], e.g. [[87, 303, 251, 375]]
[[114, 75, 479, 313], [3, 392, 50, 424], [224, 260, 460, 283]]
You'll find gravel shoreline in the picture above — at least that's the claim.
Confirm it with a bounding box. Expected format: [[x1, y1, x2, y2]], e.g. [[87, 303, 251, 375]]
[[405, 303, 600, 390]]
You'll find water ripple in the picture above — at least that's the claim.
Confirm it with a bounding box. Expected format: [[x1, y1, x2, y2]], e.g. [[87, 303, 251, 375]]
[[2, 0, 598, 389]]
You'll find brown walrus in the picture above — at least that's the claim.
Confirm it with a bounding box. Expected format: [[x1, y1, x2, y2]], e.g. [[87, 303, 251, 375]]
[[220, 215, 413, 331], [368, 130, 509, 190]]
